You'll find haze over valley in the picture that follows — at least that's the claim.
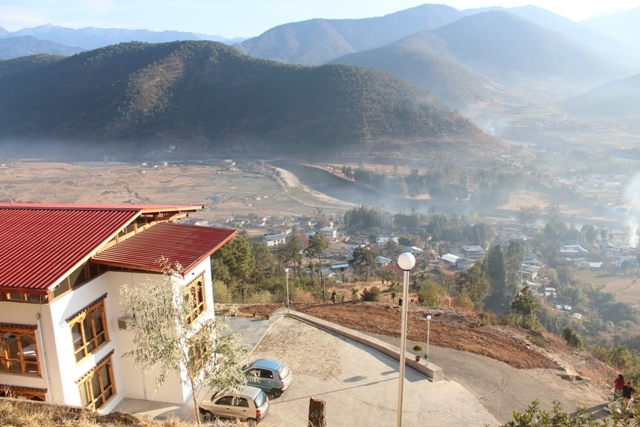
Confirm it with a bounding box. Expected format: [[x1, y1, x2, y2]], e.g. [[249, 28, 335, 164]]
[[4, 2, 640, 425]]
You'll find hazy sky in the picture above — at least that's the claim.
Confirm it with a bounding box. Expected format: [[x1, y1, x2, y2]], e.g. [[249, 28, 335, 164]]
[[1, 0, 639, 38]]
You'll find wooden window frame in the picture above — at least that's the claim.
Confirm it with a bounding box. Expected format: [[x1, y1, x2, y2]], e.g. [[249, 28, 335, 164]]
[[77, 354, 115, 410], [68, 298, 109, 364], [0, 324, 40, 376], [185, 273, 206, 324], [0, 384, 47, 401]]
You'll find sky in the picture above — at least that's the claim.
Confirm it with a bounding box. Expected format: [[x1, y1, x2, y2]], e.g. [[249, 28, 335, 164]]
[[1, 0, 640, 38]]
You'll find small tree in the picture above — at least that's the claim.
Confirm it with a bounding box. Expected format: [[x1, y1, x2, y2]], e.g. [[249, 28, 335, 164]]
[[305, 231, 330, 301], [120, 260, 247, 424], [563, 326, 583, 349], [511, 286, 537, 328]]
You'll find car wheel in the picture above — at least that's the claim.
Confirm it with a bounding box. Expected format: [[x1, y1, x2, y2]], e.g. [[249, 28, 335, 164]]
[[247, 418, 258, 427], [271, 388, 282, 398], [201, 410, 215, 422]]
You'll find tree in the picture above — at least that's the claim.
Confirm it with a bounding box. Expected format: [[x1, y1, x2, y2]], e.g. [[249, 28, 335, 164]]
[[563, 326, 583, 349], [486, 245, 507, 304], [211, 231, 256, 297], [305, 231, 330, 300], [505, 241, 525, 297], [516, 205, 541, 225], [455, 265, 490, 310], [376, 266, 399, 284], [350, 246, 377, 281], [511, 286, 537, 328], [274, 228, 302, 273], [120, 260, 247, 424]]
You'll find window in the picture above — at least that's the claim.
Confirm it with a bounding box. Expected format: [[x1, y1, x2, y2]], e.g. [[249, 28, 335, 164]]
[[78, 356, 115, 410], [185, 274, 205, 323], [0, 384, 46, 401], [69, 298, 108, 363], [0, 325, 40, 375], [236, 397, 249, 408], [216, 395, 234, 406]]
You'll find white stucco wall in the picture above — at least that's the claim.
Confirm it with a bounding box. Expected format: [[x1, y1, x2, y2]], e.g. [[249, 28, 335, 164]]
[[1, 257, 214, 413]]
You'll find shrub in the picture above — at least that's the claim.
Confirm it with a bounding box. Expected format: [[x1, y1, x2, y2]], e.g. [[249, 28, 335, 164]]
[[563, 326, 583, 349], [413, 344, 423, 351], [526, 335, 547, 349], [246, 290, 273, 304], [213, 280, 232, 304], [351, 288, 360, 301], [361, 286, 381, 302]]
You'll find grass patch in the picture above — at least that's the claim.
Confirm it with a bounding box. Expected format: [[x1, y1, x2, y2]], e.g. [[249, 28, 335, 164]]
[[527, 335, 547, 349]]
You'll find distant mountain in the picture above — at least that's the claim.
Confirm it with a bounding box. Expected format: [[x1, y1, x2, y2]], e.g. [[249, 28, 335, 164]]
[[431, 11, 629, 87], [464, 5, 638, 67], [582, 6, 640, 44], [332, 32, 505, 112], [0, 27, 8, 37], [0, 24, 241, 50], [562, 73, 640, 117], [0, 36, 84, 59], [0, 41, 497, 155], [235, 4, 464, 65]]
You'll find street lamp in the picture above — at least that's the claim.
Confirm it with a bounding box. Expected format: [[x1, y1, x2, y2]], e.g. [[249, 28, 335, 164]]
[[285, 268, 291, 314], [426, 315, 431, 361], [396, 252, 415, 427]]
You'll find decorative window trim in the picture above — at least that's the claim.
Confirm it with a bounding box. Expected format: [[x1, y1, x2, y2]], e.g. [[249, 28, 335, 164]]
[[0, 384, 47, 401], [0, 324, 40, 376], [68, 297, 109, 364], [185, 273, 206, 324], [76, 352, 115, 411]]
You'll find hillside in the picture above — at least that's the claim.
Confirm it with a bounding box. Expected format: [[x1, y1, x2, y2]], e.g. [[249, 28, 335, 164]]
[[332, 32, 508, 113], [582, 5, 640, 44], [562, 73, 640, 117], [235, 4, 464, 65], [0, 35, 84, 59], [0, 40, 497, 156], [432, 11, 630, 88], [463, 5, 637, 67], [0, 24, 240, 50]]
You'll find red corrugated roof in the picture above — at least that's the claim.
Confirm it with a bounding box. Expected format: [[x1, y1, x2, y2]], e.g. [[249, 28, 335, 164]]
[[92, 223, 237, 275], [0, 203, 205, 293]]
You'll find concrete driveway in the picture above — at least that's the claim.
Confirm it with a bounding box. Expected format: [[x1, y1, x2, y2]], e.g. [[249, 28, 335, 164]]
[[249, 316, 498, 427]]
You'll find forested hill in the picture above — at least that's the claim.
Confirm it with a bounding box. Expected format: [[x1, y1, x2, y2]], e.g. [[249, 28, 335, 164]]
[[235, 4, 464, 65], [0, 41, 498, 156]]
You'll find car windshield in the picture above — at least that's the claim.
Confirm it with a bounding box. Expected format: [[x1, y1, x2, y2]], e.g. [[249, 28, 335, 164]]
[[279, 364, 291, 379], [254, 390, 267, 408]]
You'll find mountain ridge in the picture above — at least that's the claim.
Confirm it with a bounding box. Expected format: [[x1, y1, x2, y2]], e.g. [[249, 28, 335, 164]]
[[235, 4, 464, 65], [0, 35, 85, 59], [0, 40, 498, 156]]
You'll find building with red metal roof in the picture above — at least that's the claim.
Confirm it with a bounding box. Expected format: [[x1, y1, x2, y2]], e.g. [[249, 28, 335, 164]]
[[0, 203, 236, 412]]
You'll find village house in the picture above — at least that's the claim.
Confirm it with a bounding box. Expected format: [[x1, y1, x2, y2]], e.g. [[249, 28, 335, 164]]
[[461, 245, 485, 261], [263, 233, 288, 247], [0, 203, 236, 413], [319, 227, 338, 242]]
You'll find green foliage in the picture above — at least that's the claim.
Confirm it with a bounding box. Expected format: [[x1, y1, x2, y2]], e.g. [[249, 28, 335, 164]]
[[361, 286, 382, 302], [349, 245, 378, 281], [516, 205, 541, 224], [351, 288, 360, 301], [526, 335, 547, 349], [413, 344, 423, 351], [211, 232, 255, 287], [246, 290, 274, 304], [499, 400, 606, 426], [345, 206, 385, 231], [563, 326, 583, 349], [417, 278, 448, 307], [455, 265, 490, 310], [511, 286, 538, 328], [213, 280, 232, 304]]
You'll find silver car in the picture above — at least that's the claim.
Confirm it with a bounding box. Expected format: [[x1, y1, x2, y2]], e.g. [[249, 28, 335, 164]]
[[198, 385, 269, 425], [244, 358, 293, 398]]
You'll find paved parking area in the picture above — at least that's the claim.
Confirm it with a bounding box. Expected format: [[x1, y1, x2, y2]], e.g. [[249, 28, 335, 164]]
[[249, 317, 499, 427]]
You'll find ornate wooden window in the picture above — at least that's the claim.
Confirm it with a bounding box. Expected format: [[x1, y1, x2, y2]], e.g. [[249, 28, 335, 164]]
[[67, 296, 109, 363], [185, 273, 205, 324], [0, 384, 46, 401], [77, 354, 115, 410], [0, 324, 40, 375]]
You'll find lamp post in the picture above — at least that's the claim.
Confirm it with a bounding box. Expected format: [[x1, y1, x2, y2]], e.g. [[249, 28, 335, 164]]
[[426, 315, 431, 360], [396, 252, 416, 427], [285, 268, 291, 314]]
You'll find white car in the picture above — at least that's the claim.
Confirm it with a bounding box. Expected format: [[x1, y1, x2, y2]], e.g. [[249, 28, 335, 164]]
[[198, 386, 269, 425]]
